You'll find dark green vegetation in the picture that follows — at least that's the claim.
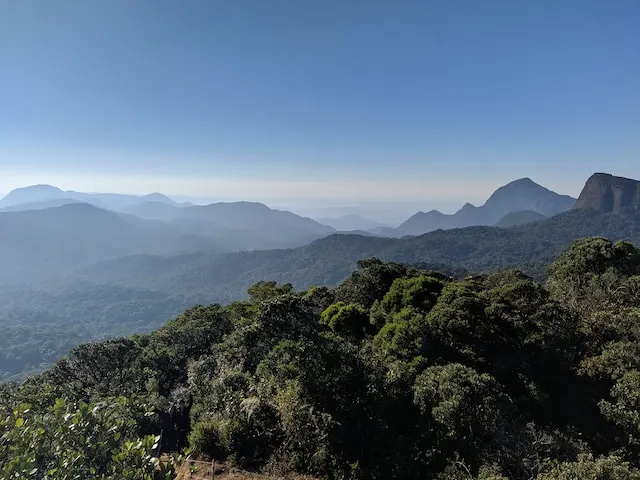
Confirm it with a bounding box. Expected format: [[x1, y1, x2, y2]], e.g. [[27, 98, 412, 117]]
[[81, 207, 640, 299], [2, 173, 640, 382], [3, 206, 640, 380], [494, 210, 547, 227], [3, 237, 640, 479], [0, 282, 195, 381]]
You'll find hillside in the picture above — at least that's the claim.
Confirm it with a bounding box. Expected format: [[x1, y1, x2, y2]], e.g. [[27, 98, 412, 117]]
[[397, 178, 575, 235], [4, 238, 640, 478], [79, 208, 640, 305], [176, 202, 335, 247], [0, 184, 67, 207], [0, 203, 222, 281], [0, 184, 156, 210], [495, 210, 547, 227], [1, 174, 639, 381], [0, 198, 87, 212], [120, 200, 183, 221], [0, 192, 338, 279], [120, 200, 336, 249], [316, 214, 387, 231], [0, 281, 193, 381]]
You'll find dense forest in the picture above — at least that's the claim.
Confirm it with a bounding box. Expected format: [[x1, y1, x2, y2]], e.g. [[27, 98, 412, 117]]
[[3, 206, 639, 381], [2, 236, 640, 479]]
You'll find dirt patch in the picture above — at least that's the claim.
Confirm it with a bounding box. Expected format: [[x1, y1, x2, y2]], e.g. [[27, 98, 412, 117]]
[[173, 459, 317, 480]]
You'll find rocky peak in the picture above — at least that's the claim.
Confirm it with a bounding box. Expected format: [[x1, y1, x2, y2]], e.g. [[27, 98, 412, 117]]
[[573, 173, 640, 213]]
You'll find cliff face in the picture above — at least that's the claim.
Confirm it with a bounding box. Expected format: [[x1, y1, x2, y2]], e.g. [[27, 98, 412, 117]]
[[573, 173, 640, 213]]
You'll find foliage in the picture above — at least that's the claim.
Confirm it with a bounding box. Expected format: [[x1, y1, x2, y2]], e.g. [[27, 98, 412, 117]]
[[0, 397, 179, 479], [537, 454, 640, 480], [4, 208, 640, 379], [4, 237, 640, 478], [320, 302, 371, 340]]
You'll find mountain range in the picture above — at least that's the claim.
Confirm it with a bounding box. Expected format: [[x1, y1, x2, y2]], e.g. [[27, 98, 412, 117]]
[[2, 171, 640, 379], [0, 185, 336, 276], [0, 184, 179, 210], [0, 176, 578, 242], [396, 177, 576, 235]]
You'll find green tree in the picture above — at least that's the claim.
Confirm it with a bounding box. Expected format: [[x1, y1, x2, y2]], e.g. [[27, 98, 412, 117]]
[[537, 454, 640, 480], [413, 363, 523, 474], [0, 397, 178, 479], [547, 238, 640, 314], [374, 274, 446, 323], [248, 281, 294, 303], [320, 302, 371, 340]]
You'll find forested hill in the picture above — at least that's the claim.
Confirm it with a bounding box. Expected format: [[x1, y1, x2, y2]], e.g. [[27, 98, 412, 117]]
[[3, 238, 640, 479], [82, 207, 640, 302], [2, 206, 640, 383]]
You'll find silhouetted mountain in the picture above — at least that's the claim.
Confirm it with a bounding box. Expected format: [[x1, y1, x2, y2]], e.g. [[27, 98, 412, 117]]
[[5, 174, 640, 381], [316, 214, 387, 231], [1, 186, 337, 251], [120, 201, 183, 221], [0, 198, 86, 212], [397, 178, 575, 235], [119, 200, 336, 250], [173, 201, 336, 247], [0, 185, 178, 211], [0, 185, 66, 207], [572, 172, 640, 213], [495, 210, 547, 227], [140, 192, 178, 205]]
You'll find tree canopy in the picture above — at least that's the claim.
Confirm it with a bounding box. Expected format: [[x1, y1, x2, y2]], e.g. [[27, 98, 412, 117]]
[[3, 237, 640, 479]]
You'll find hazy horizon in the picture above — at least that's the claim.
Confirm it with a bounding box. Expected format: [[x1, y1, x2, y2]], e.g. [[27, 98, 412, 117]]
[[0, 174, 581, 224], [2, 1, 639, 212], [0, 0, 640, 217]]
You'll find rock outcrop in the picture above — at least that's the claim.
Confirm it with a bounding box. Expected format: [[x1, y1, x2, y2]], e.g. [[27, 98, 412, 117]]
[[573, 173, 640, 213]]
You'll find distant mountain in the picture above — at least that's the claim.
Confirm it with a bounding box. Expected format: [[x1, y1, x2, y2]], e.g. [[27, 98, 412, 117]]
[[80, 201, 640, 304], [0, 203, 222, 282], [140, 192, 178, 205], [0, 186, 335, 251], [316, 214, 387, 231], [6, 172, 640, 379], [0, 185, 67, 207], [572, 172, 640, 213], [396, 178, 575, 236], [120, 201, 183, 221], [0, 198, 86, 212], [368, 226, 401, 237], [0, 185, 178, 210], [122, 200, 336, 249], [495, 210, 547, 227], [172, 201, 336, 248]]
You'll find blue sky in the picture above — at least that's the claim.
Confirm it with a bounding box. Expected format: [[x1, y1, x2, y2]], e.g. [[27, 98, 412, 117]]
[[1, 0, 639, 210]]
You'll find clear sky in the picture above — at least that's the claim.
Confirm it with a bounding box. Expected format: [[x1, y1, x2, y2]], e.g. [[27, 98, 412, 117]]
[[1, 0, 639, 211]]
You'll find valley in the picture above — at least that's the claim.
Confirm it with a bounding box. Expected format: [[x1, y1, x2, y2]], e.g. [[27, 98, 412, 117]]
[[2, 172, 640, 380]]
